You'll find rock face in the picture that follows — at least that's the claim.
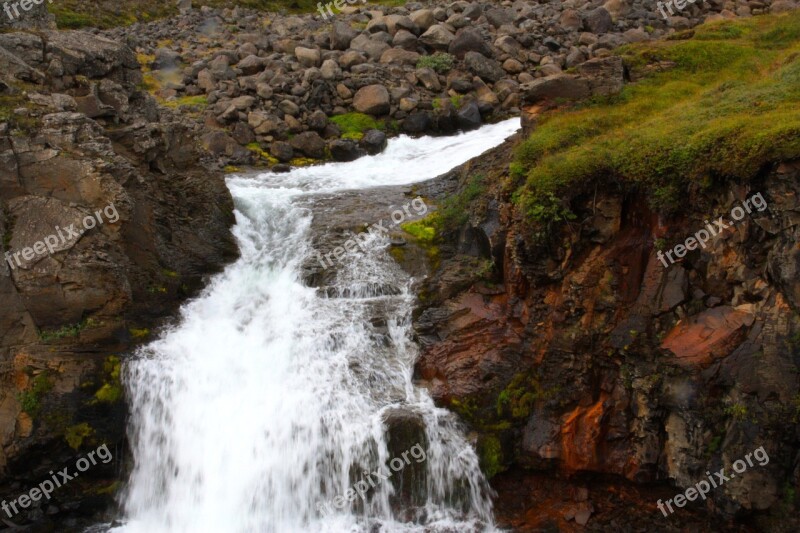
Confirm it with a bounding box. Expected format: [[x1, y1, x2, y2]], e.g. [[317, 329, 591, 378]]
[[411, 133, 800, 529], [0, 28, 237, 524]]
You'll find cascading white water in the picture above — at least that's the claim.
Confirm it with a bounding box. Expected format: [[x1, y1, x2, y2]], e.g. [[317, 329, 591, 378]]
[[112, 119, 519, 533]]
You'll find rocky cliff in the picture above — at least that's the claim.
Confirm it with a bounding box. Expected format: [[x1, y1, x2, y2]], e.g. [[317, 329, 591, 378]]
[[409, 11, 800, 532], [0, 26, 237, 526]]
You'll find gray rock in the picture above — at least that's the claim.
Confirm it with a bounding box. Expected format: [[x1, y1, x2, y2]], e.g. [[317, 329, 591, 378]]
[[331, 21, 357, 51], [329, 139, 365, 161], [456, 101, 481, 131], [380, 48, 420, 66], [410, 9, 435, 31], [295, 47, 321, 68], [583, 7, 613, 34], [419, 25, 455, 51], [393, 29, 419, 51], [464, 51, 505, 83], [350, 34, 391, 61], [415, 67, 441, 91], [449, 28, 492, 59], [361, 129, 387, 155], [353, 84, 390, 115], [485, 7, 513, 28], [289, 131, 326, 159], [270, 141, 294, 162], [521, 74, 590, 103]]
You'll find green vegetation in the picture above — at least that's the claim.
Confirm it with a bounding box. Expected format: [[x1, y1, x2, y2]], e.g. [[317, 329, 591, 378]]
[[162, 95, 208, 110], [416, 52, 455, 74], [47, 1, 403, 29], [510, 13, 800, 227], [437, 173, 486, 232], [64, 422, 93, 449], [477, 434, 504, 479], [330, 112, 384, 137], [246, 142, 279, 164], [17, 372, 53, 416], [496, 372, 559, 419], [724, 402, 749, 420], [93, 355, 123, 404], [39, 319, 95, 343]]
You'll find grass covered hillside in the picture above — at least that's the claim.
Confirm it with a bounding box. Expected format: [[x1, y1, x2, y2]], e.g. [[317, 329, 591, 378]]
[[48, 0, 403, 29], [510, 11, 800, 224]]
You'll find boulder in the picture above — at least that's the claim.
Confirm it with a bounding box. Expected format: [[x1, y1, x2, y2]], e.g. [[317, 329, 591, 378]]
[[419, 25, 455, 51], [521, 74, 590, 103], [270, 141, 294, 162], [289, 131, 326, 159], [237, 54, 267, 75], [464, 51, 505, 83], [456, 101, 482, 131], [361, 129, 387, 155], [449, 28, 492, 59], [329, 139, 365, 161], [393, 29, 418, 51], [350, 34, 391, 61], [485, 7, 514, 28], [380, 48, 420, 66], [152, 47, 181, 71], [295, 47, 321, 68], [403, 111, 431, 133], [410, 9, 435, 31], [331, 21, 358, 50], [353, 84, 390, 115], [583, 7, 613, 34]]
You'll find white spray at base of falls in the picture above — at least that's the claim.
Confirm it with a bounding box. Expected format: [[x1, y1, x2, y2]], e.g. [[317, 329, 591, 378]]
[[113, 119, 519, 533]]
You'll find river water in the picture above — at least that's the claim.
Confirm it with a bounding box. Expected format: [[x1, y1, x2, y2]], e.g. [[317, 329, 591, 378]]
[[110, 119, 519, 533]]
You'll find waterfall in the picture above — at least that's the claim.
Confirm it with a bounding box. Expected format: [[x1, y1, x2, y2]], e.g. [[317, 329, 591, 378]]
[[111, 119, 519, 533]]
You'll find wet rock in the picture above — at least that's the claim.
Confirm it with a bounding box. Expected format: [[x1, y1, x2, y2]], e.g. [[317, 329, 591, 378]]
[[270, 141, 294, 162], [361, 129, 387, 155], [329, 139, 365, 161], [289, 131, 326, 159], [456, 101, 482, 131]]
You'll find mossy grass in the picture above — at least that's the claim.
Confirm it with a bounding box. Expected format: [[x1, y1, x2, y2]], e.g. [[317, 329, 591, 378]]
[[39, 318, 95, 343], [416, 52, 455, 73], [92, 355, 123, 404], [511, 12, 800, 223], [330, 112, 385, 137], [17, 372, 53, 416], [47, 1, 404, 29], [64, 422, 94, 449]]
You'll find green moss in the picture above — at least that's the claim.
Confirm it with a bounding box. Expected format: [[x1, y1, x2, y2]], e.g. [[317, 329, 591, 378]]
[[449, 396, 480, 424], [330, 112, 384, 137], [92, 356, 123, 404], [246, 142, 279, 164], [401, 219, 437, 244], [289, 157, 318, 167], [162, 95, 208, 110], [64, 422, 93, 450], [496, 371, 560, 419], [477, 434, 504, 479], [39, 319, 94, 343], [511, 12, 800, 226], [223, 165, 242, 173], [17, 372, 53, 416], [129, 328, 150, 339], [341, 131, 364, 141], [437, 173, 486, 232], [416, 53, 454, 73]]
